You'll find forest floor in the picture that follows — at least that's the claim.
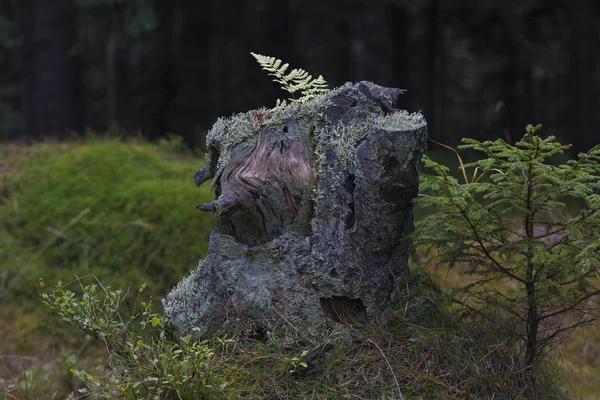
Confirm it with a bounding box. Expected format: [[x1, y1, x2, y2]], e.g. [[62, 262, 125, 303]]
[[0, 138, 598, 399]]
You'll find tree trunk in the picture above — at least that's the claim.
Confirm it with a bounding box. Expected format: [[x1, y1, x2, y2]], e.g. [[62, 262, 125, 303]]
[[502, 41, 519, 142], [169, 0, 212, 147], [525, 183, 539, 397], [165, 82, 427, 336], [525, 278, 539, 397], [345, 1, 394, 85], [293, 0, 350, 88], [388, 4, 411, 112], [20, 0, 79, 139], [426, 0, 439, 140], [105, 34, 118, 126], [569, 0, 598, 152]]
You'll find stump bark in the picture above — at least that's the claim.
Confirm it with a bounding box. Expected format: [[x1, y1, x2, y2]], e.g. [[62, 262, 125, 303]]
[[164, 81, 427, 335]]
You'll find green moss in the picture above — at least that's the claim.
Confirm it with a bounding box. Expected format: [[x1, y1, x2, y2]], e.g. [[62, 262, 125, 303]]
[[0, 138, 214, 299]]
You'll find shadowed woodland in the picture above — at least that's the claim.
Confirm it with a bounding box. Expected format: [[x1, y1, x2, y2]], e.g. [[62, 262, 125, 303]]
[[1, 1, 600, 399], [0, 0, 598, 150]]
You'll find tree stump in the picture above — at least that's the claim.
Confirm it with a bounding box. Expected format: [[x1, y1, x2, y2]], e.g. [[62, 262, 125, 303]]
[[164, 81, 427, 335]]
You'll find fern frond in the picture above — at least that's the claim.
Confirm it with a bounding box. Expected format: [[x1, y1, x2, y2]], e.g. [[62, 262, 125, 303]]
[[251, 52, 329, 109], [298, 75, 329, 101], [250, 53, 289, 78], [272, 98, 288, 113]]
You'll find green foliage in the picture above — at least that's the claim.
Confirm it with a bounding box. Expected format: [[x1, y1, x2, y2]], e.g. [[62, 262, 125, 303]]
[[0, 138, 214, 300], [250, 52, 329, 110], [414, 124, 600, 392], [286, 349, 309, 374], [42, 276, 227, 399]]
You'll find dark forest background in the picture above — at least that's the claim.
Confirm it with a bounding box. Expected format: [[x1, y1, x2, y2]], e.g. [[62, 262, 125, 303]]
[[0, 0, 598, 151]]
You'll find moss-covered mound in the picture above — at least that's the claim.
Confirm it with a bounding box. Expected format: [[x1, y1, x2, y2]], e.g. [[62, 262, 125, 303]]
[[0, 138, 214, 302]]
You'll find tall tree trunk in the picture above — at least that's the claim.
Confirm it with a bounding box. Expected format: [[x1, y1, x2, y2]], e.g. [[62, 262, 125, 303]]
[[251, 0, 298, 106], [69, 4, 85, 134], [345, 0, 393, 85], [105, 34, 118, 126], [502, 43, 518, 142], [437, 9, 447, 144], [525, 278, 539, 397], [20, 0, 79, 139], [569, 0, 598, 152], [209, 0, 255, 123], [265, 0, 296, 66], [334, 0, 352, 86], [424, 0, 442, 141], [170, 0, 212, 147], [293, 0, 350, 87], [388, 4, 411, 111]]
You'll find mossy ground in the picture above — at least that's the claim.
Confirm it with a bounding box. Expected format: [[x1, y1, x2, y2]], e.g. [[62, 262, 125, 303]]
[[0, 140, 597, 398]]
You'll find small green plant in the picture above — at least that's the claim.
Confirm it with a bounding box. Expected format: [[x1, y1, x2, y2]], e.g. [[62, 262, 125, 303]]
[[414, 124, 600, 396], [42, 275, 228, 399], [287, 349, 309, 374], [250, 52, 329, 110]]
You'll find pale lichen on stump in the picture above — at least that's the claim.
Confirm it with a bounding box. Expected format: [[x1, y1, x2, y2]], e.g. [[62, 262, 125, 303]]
[[164, 81, 427, 335]]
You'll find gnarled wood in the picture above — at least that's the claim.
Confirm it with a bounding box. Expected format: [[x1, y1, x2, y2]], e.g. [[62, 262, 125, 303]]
[[165, 82, 427, 335]]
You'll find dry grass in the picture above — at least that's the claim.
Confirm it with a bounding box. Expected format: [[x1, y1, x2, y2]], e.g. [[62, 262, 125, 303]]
[[201, 299, 563, 399], [421, 258, 600, 399]]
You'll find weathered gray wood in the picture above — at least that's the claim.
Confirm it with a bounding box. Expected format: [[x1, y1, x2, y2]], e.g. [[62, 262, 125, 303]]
[[164, 81, 427, 335]]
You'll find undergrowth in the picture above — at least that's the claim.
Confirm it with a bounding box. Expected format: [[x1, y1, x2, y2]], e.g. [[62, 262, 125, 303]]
[[34, 274, 567, 400]]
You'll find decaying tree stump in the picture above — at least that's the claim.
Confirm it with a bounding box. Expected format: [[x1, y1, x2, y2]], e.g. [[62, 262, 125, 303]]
[[164, 81, 427, 335]]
